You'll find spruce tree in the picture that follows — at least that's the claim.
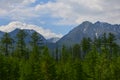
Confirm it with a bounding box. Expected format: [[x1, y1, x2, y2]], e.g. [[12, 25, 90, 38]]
[[73, 44, 81, 59], [0, 33, 13, 56], [84, 45, 99, 80], [81, 37, 91, 58], [41, 47, 57, 80], [30, 31, 42, 61], [15, 30, 27, 58]]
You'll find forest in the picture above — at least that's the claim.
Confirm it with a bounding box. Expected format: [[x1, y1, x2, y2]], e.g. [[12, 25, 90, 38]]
[[0, 30, 120, 80]]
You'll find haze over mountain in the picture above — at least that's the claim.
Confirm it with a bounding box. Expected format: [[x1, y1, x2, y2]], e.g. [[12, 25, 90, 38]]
[[57, 21, 120, 46], [47, 37, 60, 43], [0, 21, 63, 39]]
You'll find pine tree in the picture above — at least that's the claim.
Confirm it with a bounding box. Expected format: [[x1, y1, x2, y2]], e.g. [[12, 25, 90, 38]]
[[56, 52, 75, 80], [0, 54, 19, 80], [84, 45, 99, 80], [73, 44, 81, 59], [81, 37, 91, 58], [25, 32, 43, 80], [107, 33, 118, 57], [15, 30, 27, 58], [55, 47, 59, 62], [73, 58, 86, 80], [0, 53, 5, 80], [30, 31, 42, 61], [94, 37, 102, 53], [101, 33, 108, 48], [41, 47, 57, 80], [61, 45, 68, 62], [0, 33, 13, 56]]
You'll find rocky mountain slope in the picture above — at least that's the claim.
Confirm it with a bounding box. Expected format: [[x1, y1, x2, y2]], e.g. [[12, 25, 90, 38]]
[[0, 21, 120, 48], [57, 21, 120, 46]]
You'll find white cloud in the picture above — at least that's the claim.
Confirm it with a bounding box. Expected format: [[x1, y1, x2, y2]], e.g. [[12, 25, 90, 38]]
[[0, 0, 38, 21], [0, 21, 63, 39], [34, 0, 120, 25], [0, 0, 119, 26], [0, 8, 7, 16]]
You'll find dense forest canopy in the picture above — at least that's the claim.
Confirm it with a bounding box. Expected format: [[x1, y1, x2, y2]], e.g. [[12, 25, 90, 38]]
[[0, 30, 120, 80]]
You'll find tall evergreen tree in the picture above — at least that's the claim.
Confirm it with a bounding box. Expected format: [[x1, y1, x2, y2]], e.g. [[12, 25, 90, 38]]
[[84, 45, 99, 80], [15, 30, 27, 58], [41, 47, 57, 80], [30, 31, 42, 61], [107, 33, 117, 56], [0, 33, 13, 56], [81, 37, 91, 58], [101, 33, 108, 48], [61, 45, 68, 62], [73, 44, 81, 59], [55, 47, 59, 62]]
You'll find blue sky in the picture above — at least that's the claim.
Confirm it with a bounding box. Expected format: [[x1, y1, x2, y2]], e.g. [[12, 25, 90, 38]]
[[0, 0, 120, 38]]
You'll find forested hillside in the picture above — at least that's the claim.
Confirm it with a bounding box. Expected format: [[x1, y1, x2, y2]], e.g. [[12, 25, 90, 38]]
[[0, 30, 120, 80]]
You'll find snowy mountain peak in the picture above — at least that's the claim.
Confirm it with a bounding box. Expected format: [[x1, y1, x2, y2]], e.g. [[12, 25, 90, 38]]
[[0, 21, 63, 39]]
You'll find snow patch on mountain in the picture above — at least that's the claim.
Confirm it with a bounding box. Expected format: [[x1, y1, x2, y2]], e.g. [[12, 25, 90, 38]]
[[0, 21, 63, 39]]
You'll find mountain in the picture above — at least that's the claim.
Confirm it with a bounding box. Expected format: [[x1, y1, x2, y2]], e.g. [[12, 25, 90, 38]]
[[0, 21, 120, 49], [0, 21, 62, 39], [0, 31, 4, 38], [0, 28, 47, 47], [57, 21, 120, 46], [0, 21, 60, 50], [0, 28, 57, 50], [47, 37, 60, 43], [9, 28, 47, 45]]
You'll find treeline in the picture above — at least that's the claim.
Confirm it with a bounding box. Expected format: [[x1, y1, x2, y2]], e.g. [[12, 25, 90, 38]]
[[0, 30, 120, 80]]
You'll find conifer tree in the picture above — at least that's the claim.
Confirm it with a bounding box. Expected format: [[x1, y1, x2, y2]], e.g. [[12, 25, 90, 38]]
[[101, 33, 107, 48], [55, 47, 59, 62], [73, 58, 86, 80], [30, 31, 42, 61], [81, 37, 91, 58], [15, 30, 27, 58], [27, 32, 43, 80], [107, 33, 117, 57], [94, 37, 102, 52], [73, 44, 81, 59], [0, 33, 13, 56], [84, 45, 99, 80], [61, 45, 68, 62], [41, 47, 57, 80]]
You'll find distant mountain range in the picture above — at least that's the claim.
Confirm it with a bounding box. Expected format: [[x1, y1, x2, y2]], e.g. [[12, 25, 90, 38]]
[[0, 21, 120, 48], [57, 21, 120, 46]]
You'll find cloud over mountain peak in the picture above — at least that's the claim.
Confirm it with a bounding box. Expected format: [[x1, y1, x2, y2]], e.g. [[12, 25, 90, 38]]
[[0, 21, 63, 39]]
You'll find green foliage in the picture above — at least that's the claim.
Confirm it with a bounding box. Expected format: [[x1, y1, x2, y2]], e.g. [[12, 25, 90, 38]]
[[0, 54, 19, 80], [81, 37, 91, 57], [0, 33, 13, 56], [41, 47, 57, 80], [73, 44, 81, 59], [0, 32, 120, 80], [15, 30, 27, 58]]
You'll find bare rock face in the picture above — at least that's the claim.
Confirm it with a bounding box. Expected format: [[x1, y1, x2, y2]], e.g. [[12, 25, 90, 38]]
[[57, 21, 120, 46]]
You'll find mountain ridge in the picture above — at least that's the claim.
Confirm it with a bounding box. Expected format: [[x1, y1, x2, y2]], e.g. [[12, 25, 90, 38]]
[[0, 21, 120, 47], [0, 21, 62, 39], [57, 21, 120, 46]]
